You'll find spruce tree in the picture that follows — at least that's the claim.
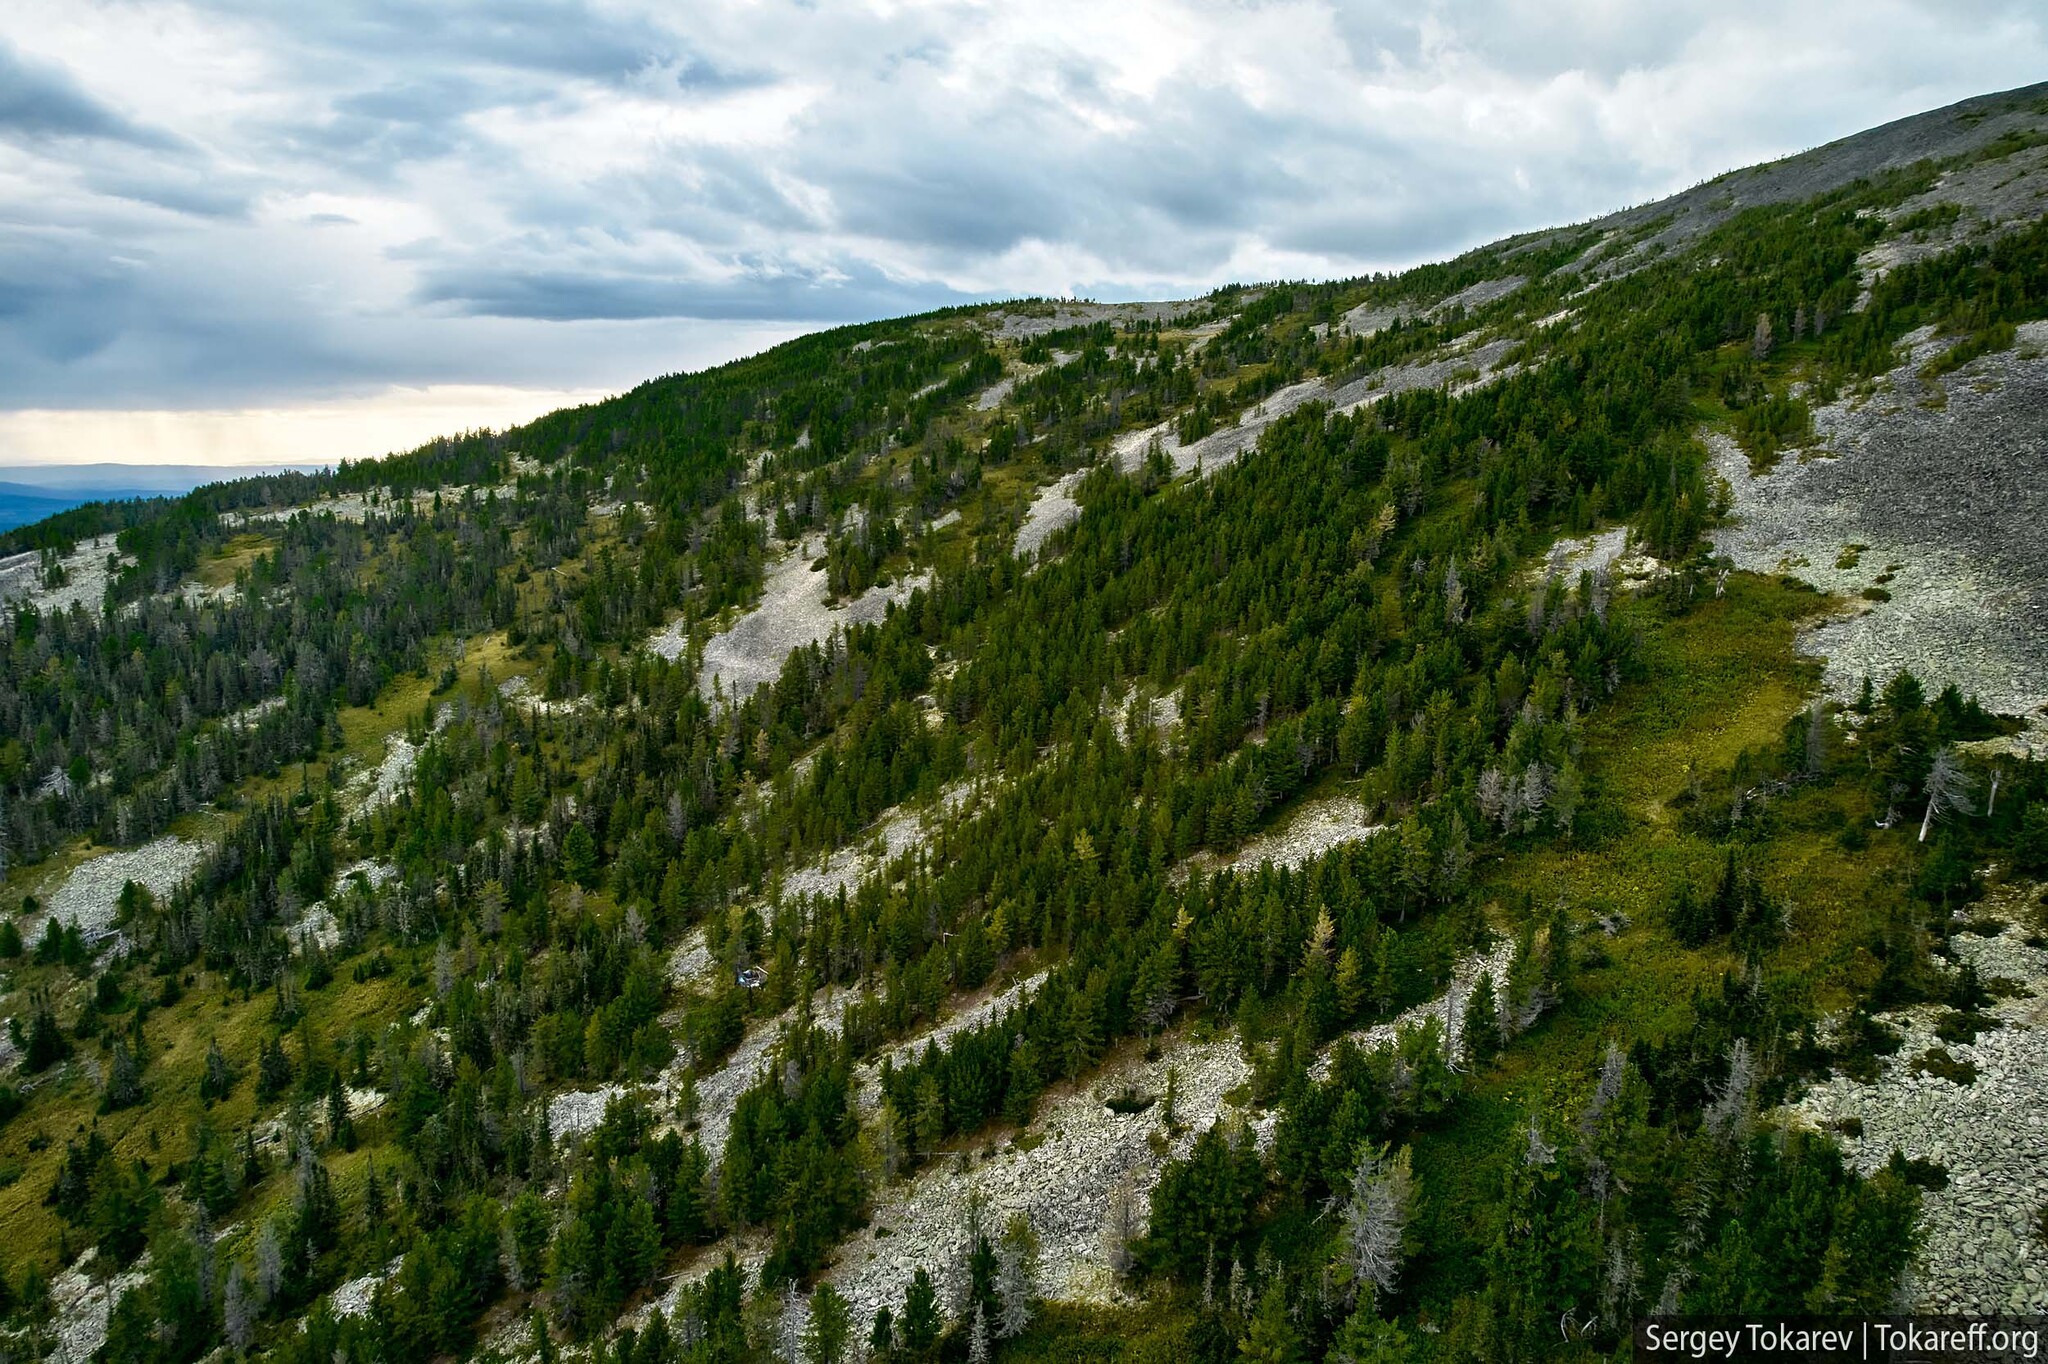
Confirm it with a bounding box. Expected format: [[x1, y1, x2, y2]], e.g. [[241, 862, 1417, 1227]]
[[100, 1038, 143, 1113], [802, 1282, 851, 1364], [1462, 973, 1503, 1066], [899, 1267, 940, 1359]]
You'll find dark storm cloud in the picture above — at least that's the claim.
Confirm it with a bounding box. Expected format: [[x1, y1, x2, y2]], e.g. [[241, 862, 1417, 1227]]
[[0, 39, 180, 148], [414, 260, 979, 323], [0, 224, 382, 396], [0, 230, 135, 364], [82, 168, 253, 219]]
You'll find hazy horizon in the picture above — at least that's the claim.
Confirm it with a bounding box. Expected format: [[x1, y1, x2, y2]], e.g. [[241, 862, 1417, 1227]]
[[0, 461, 333, 483]]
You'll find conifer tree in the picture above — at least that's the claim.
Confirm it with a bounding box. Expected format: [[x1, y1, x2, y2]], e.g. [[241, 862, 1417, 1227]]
[[100, 1038, 143, 1113], [1462, 973, 1502, 1066], [802, 1282, 851, 1364], [899, 1267, 940, 1360]]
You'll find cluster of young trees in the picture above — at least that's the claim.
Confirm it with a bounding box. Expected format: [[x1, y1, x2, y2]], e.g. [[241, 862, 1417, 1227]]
[[1123, 885, 1929, 1360], [1098, 628, 2048, 1358]]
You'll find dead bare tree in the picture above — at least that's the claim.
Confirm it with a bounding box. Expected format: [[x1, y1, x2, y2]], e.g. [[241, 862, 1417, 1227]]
[[1102, 1166, 1139, 1278], [1703, 1039, 1756, 1144], [1338, 1144, 1416, 1307], [1919, 745, 1977, 842], [996, 1213, 1039, 1339]]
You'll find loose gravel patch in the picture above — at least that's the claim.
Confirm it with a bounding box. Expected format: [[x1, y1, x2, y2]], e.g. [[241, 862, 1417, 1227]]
[[1785, 888, 2048, 1312], [360, 736, 420, 810], [46, 835, 208, 938], [47, 1248, 149, 1364], [1339, 301, 1414, 337], [291, 901, 341, 952], [674, 984, 862, 1161], [240, 493, 377, 524], [644, 617, 691, 663], [778, 781, 980, 906], [1855, 144, 2048, 305], [1339, 277, 1524, 337], [223, 695, 284, 730], [856, 972, 1051, 1110], [830, 1029, 1251, 1330], [497, 672, 588, 717], [1711, 322, 2048, 729], [1313, 939, 1518, 1079], [0, 534, 128, 618], [1510, 83, 2048, 284], [1537, 526, 1664, 589], [1012, 468, 1094, 561], [336, 857, 398, 892], [1433, 275, 1527, 317], [667, 926, 712, 989], [331, 1258, 403, 1319], [983, 300, 1205, 341], [629, 910, 1512, 1346], [825, 935, 1510, 1333], [350, 707, 454, 814], [693, 536, 930, 702], [549, 1083, 630, 1142], [1544, 527, 1629, 578], [1179, 795, 1384, 882]]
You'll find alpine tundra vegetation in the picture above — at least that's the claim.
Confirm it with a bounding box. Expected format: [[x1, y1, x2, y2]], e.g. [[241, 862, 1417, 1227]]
[[3, 81, 2048, 1364]]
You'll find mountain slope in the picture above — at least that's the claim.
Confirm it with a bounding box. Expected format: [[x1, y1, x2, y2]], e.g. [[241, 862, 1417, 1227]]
[[1, 85, 2047, 1364], [1509, 79, 2048, 272]]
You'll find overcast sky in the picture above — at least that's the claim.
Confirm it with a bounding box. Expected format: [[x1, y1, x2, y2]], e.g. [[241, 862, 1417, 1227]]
[[1, 0, 2042, 468]]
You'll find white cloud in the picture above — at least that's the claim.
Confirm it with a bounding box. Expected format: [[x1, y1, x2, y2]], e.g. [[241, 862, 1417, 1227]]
[[0, 0, 2041, 466]]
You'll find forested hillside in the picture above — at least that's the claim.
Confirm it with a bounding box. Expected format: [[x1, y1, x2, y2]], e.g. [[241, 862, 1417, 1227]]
[[1, 82, 2047, 1364]]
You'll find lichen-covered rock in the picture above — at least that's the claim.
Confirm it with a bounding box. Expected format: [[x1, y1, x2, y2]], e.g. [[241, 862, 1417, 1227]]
[[46, 835, 209, 939], [46, 1248, 150, 1364], [1713, 322, 2048, 736], [1784, 886, 2048, 1312]]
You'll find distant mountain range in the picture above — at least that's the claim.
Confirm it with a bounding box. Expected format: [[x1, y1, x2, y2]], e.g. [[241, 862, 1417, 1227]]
[[0, 463, 330, 530], [0, 483, 94, 531]]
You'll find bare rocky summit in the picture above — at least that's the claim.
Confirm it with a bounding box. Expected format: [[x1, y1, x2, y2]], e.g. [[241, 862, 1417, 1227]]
[[1515, 82, 2048, 280]]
